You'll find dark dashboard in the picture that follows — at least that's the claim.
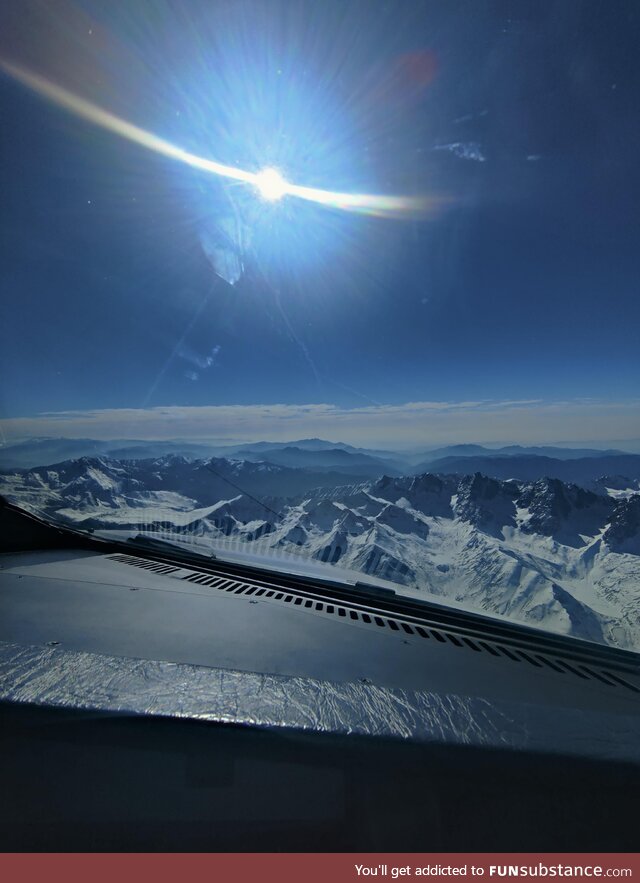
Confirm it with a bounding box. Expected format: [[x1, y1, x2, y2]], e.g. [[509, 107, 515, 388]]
[[1, 501, 639, 851]]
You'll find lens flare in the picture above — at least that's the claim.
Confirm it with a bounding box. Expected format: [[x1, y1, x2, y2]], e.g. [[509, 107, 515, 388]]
[[0, 58, 441, 219]]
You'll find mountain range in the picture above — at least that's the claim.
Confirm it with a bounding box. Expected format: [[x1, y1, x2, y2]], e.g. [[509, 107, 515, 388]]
[[419, 453, 640, 487], [2, 436, 639, 485], [1, 452, 639, 653]]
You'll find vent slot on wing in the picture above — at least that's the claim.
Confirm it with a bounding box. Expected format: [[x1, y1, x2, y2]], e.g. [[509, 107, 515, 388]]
[[108, 553, 639, 695]]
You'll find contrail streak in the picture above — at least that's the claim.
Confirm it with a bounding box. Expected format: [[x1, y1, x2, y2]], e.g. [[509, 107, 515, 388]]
[[1, 58, 437, 218]]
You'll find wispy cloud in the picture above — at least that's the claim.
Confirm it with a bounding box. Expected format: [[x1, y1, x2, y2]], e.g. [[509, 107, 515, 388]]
[[433, 142, 486, 162], [453, 109, 489, 125], [2, 399, 639, 449], [177, 343, 221, 370]]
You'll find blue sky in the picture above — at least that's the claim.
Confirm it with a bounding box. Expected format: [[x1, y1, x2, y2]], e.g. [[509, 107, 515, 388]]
[[1, 0, 639, 448]]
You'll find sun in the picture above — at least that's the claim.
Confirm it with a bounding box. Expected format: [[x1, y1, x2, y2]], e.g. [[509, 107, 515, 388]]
[[255, 167, 288, 202]]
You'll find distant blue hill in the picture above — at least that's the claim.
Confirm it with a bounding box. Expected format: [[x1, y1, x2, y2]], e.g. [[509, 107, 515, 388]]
[[420, 453, 640, 486], [415, 444, 627, 469], [234, 445, 404, 477]]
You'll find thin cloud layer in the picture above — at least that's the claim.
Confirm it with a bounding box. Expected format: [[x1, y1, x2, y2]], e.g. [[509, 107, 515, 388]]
[[2, 399, 639, 449]]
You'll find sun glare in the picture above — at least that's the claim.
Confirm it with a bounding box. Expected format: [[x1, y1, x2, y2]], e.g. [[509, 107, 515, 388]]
[[255, 167, 288, 202], [0, 58, 439, 218]]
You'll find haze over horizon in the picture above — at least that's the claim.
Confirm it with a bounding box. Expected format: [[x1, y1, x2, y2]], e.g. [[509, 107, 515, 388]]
[[2, 399, 640, 455]]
